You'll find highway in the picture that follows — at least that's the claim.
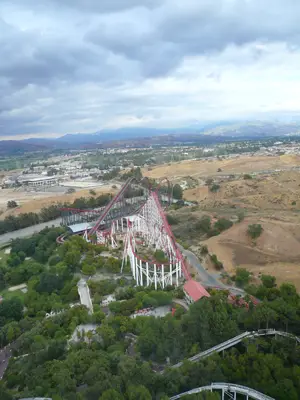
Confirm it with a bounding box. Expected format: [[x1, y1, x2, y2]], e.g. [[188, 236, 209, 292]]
[[0, 218, 61, 246]]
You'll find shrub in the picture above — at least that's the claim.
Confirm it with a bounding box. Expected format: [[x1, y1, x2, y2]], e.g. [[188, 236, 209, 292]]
[[247, 224, 263, 240], [200, 245, 208, 255], [89, 189, 96, 196], [48, 255, 61, 266], [261, 274, 276, 288], [243, 174, 252, 180], [210, 183, 220, 193], [154, 250, 168, 263], [214, 218, 233, 233], [237, 211, 245, 222], [166, 214, 178, 225], [210, 254, 223, 270], [235, 268, 251, 287], [7, 200, 18, 209], [194, 216, 211, 233], [292, 201, 296, 206]]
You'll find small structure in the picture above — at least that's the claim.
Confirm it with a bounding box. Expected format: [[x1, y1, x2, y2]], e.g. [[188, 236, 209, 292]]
[[67, 223, 93, 234], [183, 280, 210, 304]]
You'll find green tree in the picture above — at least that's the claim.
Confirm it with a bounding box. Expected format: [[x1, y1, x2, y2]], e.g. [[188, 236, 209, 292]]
[[247, 224, 263, 240], [127, 385, 151, 400], [210, 184, 220, 193], [235, 268, 251, 288], [173, 184, 183, 200], [99, 389, 123, 400], [7, 200, 18, 209], [214, 218, 233, 233], [82, 263, 96, 276], [261, 274, 276, 288]]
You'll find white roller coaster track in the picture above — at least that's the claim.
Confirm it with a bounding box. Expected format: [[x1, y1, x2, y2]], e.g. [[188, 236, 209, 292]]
[[171, 329, 300, 368], [170, 382, 275, 400]]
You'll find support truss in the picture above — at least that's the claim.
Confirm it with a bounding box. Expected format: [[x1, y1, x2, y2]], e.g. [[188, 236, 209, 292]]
[[120, 191, 190, 288], [80, 179, 207, 294]]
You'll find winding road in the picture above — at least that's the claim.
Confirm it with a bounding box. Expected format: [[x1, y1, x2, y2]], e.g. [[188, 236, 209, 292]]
[[178, 244, 246, 297]]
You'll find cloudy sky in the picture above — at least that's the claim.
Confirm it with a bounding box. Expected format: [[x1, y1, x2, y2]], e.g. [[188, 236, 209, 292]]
[[1, 0, 300, 140]]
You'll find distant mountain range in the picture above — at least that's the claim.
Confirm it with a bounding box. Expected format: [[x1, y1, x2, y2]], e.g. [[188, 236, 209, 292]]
[[1, 121, 300, 155]]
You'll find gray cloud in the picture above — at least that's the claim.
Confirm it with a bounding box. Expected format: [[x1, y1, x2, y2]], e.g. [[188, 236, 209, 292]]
[[1, 0, 300, 139]]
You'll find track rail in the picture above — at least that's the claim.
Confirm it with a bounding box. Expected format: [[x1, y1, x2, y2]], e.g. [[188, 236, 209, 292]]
[[151, 191, 191, 281], [170, 383, 275, 400], [170, 329, 300, 369], [88, 178, 133, 236]]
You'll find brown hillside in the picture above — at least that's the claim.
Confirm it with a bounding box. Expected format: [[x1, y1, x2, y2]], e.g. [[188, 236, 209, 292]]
[[204, 218, 300, 289]]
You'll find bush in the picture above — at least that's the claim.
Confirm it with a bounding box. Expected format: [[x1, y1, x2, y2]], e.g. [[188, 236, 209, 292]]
[[243, 174, 252, 180], [166, 214, 178, 225], [261, 274, 276, 289], [247, 224, 263, 240], [210, 183, 220, 193], [200, 245, 208, 255], [210, 254, 223, 270], [154, 250, 168, 263], [195, 216, 211, 233], [89, 189, 96, 196], [214, 218, 233, 233], [7, 200, 18, 209], [48, 255, 61, 266], [235, 268, 251, 288], [237, 211, 245, 222]]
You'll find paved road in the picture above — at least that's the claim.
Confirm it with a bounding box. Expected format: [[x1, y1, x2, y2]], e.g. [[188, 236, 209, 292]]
[[0, 218, 61, 246], [0, 345, 12, 380], [178, 244, 225, 287], [77, 279, 93, 314], [178, 244, 246, 297]]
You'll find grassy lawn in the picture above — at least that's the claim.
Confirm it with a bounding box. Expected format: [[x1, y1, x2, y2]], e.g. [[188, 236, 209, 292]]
[[0, 248, 10, 264], [0, 288, 27, 302]]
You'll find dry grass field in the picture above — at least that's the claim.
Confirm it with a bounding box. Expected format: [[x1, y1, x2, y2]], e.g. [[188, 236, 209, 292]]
[[184, 170, 300, 212], [0, 184, 117, 220], [143, 154, 300, 180]]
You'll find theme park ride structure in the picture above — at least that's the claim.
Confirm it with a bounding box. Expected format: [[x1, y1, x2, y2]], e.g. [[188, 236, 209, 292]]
[[85, 178, 190, 289]]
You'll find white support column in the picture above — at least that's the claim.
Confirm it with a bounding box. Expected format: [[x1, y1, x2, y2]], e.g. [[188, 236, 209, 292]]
[[116, 219, 119, 231], [131, 253, 136, 280], [161, 264, 165, 289], [169, 263, 173, 286], [135, 257, 139, 286], [146, 262, 150, 286], [154, 264, 157, 290], [139, 259, 143, 286]]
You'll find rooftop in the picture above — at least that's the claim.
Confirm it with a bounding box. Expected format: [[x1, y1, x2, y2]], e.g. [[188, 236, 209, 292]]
[[68, 223, 93, 233], [184, 280, 210, 302]]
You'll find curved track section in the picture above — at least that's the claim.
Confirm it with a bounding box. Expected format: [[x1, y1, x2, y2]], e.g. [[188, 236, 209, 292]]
[[170, 383, 275, 400], [171, 329, 300, 369]]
